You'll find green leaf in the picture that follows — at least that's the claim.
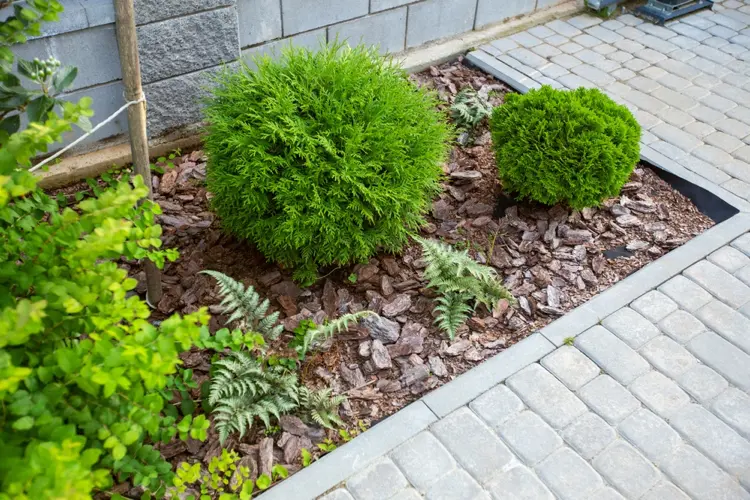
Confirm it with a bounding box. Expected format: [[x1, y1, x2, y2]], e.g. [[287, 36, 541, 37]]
[[12, 416, 34, 430], [0, 114, 20, 135], [255, 474, 271, 490], [26, 94, 54, 123], [52, 65, 77, 92]]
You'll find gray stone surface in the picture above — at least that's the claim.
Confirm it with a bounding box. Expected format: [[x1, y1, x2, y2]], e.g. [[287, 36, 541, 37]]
[[712, 388, 750, 439], [593, 440, 660, 499], [485, 466, 554, 500], [540, 346, 599, 390], [630, 371, 690, 418], [469, 384, 524, 429], [659, 276, 714, 313], [657, 310, 708, 344], [685, 261, 750, 308], [134, 0, 235, 25], [619, 408, 682, 465], [475, 0, 535, 29], [640, 336, 697, 378], [282, 0, 368, 36], [561, 412, 616, 460], [695, 299, 750, 353], [319, 489, 354, 500], [238, 0, 282, 48], [641, 482, 691, 500], [688, 331, 750, 391], [424, 469, 488, 500], [601, 307, 661, 349], [346, 458, 409, 500], [241, 29, 326, 69], [708, 246, 750, 272], [391, 432, 455, 493], [506, 364, 587, 429], [575, 326, 651, 385], [370, 0, 413, 12], [662, 445, 750, 500], [678, 364, 729, 404], [498, 411, 562, 465], [631, 290, 679, 322], [328, 8, 407, 55], [45, 25, 121, 91], [536, 448, 603, 500], [579, 375, 640, 424], [137, 8, 239, 84], [406, 0, 477, 48]]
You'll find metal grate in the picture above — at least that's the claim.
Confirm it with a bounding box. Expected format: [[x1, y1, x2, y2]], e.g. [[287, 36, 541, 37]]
[[636, 0, 714, 25]]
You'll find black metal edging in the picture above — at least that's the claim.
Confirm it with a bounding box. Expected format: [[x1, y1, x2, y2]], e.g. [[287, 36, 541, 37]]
[[635, 0, 714, 26]]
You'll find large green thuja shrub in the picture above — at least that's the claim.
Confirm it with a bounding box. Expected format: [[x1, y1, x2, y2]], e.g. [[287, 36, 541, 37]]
[[489, 85, 641, 210], [203, 42, 451, 283]]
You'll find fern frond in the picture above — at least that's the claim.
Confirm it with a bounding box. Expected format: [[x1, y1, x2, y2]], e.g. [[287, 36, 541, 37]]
[[297, 311, 375, 358], [450, 87, 492, 131], [298, 386, 346, 429], [434, 292, 473, 340]]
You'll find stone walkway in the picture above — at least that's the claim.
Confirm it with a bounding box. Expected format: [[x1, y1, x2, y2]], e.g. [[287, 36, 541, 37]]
[[318, 236, 750, 499], [468, 1, 750, 201]]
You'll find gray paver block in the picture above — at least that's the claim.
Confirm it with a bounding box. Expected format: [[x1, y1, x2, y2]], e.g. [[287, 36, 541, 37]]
[[406, 0, 476, 48], [282, 0, 367, 35], [631, 290, 680, 322], [579, 375, 640, 424], [732, 234, 750, 256], [593, 440, 660, 499], [486, 466, 554, 500], [678, 364, 729, 404], [431, 407, 513, 484], [602, 308, 661, 349], [506, 364, 587, 429], [588, 487, 625, 500], [670, 403, 750, 483], [561, 413, 616, 460], [510, 31, 542, 48], [619, 408, 682, 465], [328, 8, 407, 55], [546, 19, 582, 38], [540, 346, 599, 390], [660, 277, 722, 314], [391, 432, 456, 492], [695, 300, 750, 354], [319, 488, 355, 500], [535, 448, 603, 500], [424, 469, 488, 500], [640, 336, 697, 378], [685, 261, 750, 308], [469, 384, 524, 429], [575, 326, 651, 385], [238, 0, 281, 47], [712, 388, 750, 439], [498, 411, 562, 465], [346, 458, 409, 500], [388, 488, 422, 500], [641, 481, 691, 500], [631, 370, 688, 417], [662, 445, 750, 500]]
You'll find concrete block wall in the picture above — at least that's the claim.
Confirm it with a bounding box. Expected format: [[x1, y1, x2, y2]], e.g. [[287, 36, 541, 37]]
[[5, 0, 566, 154]]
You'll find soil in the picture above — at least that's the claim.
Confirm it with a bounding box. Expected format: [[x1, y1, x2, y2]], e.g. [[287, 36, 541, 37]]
[[63, 58, 714, 495]]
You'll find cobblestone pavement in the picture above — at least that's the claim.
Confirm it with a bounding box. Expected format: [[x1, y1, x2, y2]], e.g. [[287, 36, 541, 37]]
[[320, 236, 750, 499], [467, 1, 750, 201]]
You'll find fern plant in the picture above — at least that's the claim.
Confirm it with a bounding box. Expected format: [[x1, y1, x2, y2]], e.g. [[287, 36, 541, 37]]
[[202, 270, 283, 341], [210, 352, 299, 444], [298, 387, 346, 429], [417, 237, 514, 339], [296, 311, 375, 358], [450, 87, 492, 131]]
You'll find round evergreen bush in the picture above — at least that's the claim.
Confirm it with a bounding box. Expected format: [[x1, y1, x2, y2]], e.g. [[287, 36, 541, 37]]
[[489, 85, 641, 210], [203, 43, 450, 283]]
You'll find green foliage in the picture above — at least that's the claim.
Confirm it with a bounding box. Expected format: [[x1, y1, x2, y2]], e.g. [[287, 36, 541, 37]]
[[295, 311, 375, 359], [210, 352, 299, 444], [563, 336, 576, 346], [298, 387, 346, 429], [489, 85, 641, 210], [417, 237, 514, 339], [203, 41, 451, 283], [317, 439, 337, 453], [202, 270, 284, 341], [173, 449, 256, 500], [300, 448, 313, 467], [450, 87, 492, 131]]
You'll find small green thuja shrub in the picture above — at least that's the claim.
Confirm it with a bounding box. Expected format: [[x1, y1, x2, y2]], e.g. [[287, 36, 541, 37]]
[[203, 42, 451, 283], [490, 85, 641, 210]]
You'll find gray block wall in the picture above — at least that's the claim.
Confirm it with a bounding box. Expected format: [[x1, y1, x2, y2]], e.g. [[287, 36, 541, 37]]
[[6, 0, 565, 154]]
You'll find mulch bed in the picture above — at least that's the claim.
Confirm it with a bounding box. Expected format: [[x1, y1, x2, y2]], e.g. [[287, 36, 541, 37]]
[[66, 58, 714, 494]]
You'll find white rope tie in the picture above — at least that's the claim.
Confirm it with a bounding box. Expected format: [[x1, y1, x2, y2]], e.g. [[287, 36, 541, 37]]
[[30, 92, 146, 173]]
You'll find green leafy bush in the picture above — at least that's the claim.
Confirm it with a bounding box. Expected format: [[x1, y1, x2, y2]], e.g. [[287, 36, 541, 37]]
[[203, 42, 451, 283], [489, 85, 641, 210]]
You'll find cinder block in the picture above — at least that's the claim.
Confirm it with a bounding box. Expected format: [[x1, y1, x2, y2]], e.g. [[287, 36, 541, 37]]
[[371, 0, 414, 12], [134, 0, 235, 25], [328, 8, 406, 54], [241, 29, 326, 68], [238, 0, 282, 47], [406, 0, 476, 49], [49, 25, 122, 90], [282, 0, 368, 36], [61, 81, 127, 150], [137, 7, 239, 84], [475, 0, 534, 30]]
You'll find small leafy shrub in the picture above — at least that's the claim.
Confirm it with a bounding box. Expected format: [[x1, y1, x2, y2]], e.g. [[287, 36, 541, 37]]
[[203, 42, 451, 283], [418, 237, 514, 339], [489, 85, 641, 210], [298, 387, 346, 429], [450, 87, 492, 131]]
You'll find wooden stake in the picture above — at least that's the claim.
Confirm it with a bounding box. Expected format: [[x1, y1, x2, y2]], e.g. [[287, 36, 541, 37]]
[[114, 0, 162, 305]]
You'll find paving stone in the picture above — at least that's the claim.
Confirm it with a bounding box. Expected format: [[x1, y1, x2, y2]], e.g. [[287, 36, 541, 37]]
[[558, 73, 596, 89], [578, 375, 640, 424], [540, 346, 599, 390], [733, 233, 750, 255], [708, 246, 750, 272], [532, 44, 562, 59], [663, 445, 750, 500], [486, 466, 554, 500], [576, 326, 650, 385], [498, 411, 562, 465], [586, 25, 623, 44], [678, 364, 729, 404], [619, 408, 682, 465], [588, 487, 625, 500], [561, 413, 616, 460], [689, 330, 750, 391], [624, 89, 669, 113], [659, 107, 695, 127], [593, 43, 617, 56], [509, 31, 542, 48], [684, 120, 715, 138], [535, 448, 603, 500], [670, 403, 750, 484], [640, 335, 697, 378], [528, 25, 555, 39], [651, 122, 703, 152], [602, 307, 661, 349], [544, 34, 569, 47], [716, 117, 750, 138], [712, 388, 750, 439], [506, 364, 587, 429], [320, 489, 355, 500], [568, 14, 601, 30], [346, 458, 409, 500], [431, 407, 513, 484], [629, 75, 661, 93], [630, 290, 677, 322], [705, 131, 745, 153], [722, 178, 750, 200], [538, 62, 568, 78], [545, 19, 582, 38], [695, 300, 750, 353], [685, 261, 750, 308], [559, 41, 584, 54], [391, 432, 456, 492], [424, 469, 488, 500], [388, 488, 422, 500], [593, 440, 660, 498], [630, 371, 690, 418], [469, 384, 524, 429], [641, 481, 691, 500]]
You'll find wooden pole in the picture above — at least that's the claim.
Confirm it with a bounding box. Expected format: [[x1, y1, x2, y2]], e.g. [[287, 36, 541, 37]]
[[113, 0, 163, 305]]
